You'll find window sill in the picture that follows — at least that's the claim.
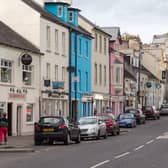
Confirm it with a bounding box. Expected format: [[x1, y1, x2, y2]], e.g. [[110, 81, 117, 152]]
[[46, 49, 51, 53], [62, 54, 67, 57], [26, 122, 34, 125], [22, 85, 35, 89], [55, 52, 59, 55], [0, 83, 15, 87]]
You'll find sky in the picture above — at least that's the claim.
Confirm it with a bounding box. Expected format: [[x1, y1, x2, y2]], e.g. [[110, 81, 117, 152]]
[[73, 0, 168, 43]]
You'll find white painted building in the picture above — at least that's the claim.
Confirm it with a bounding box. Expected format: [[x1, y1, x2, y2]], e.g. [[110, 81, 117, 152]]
[[0, 0, 70, 119], [0, 21, 41, 136], [78, 15, 111, 114]]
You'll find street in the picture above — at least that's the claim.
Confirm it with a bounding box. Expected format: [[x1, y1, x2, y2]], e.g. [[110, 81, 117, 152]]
[[0, 117, 168, 168]]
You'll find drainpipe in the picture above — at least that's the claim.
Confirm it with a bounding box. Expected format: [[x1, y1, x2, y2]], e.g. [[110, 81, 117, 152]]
[[69, 29, 72, 120], [109, 42, 111, 108]]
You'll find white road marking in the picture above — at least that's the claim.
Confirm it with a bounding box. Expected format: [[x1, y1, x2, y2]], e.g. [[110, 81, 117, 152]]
[[134, 145, 144, 151], [156, 135, 168, 139], [90, 160, 110, 168], [114, 152, 130, 159], [146, 140, 154, 144]]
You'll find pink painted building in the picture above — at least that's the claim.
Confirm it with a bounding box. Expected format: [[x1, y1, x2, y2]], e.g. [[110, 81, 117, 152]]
[[102, 27, 125, 117]]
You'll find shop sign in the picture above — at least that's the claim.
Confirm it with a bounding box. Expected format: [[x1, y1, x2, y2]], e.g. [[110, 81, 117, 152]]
[[21, 54, 32, 65], [9, 93, 26, 99], [52, 81, 64, 89]]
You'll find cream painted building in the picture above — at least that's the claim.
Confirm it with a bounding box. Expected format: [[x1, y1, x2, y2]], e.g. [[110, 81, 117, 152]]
[[0, 0, 70, 118], [0, 21, 41, 136], [78, 15, 111, 114]]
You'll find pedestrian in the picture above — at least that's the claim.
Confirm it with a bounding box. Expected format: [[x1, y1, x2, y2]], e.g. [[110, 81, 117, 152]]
[[0, 112, 8, 145]]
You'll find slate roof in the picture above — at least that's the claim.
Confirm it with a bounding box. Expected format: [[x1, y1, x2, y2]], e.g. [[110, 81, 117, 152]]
[[22, 0, 92, 38], [79, 14, 111, 37], [101, 27, 121, 41], [0, 21, 41, 54]]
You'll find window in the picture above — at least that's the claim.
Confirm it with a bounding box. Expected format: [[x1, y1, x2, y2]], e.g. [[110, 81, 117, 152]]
[[78, 38, 82, 55], [111, 65, 114, 84], [26, 104, 33, 122], [85, 41, 89, 57], [99, 35, 102, 53], [58, 6, 63, 16], [62, 32, 66, 56], [104, 37, 107, 54], [85, 72, 88, 91], [46, 63, 50, 79], [46, 26, 51, 50], [78, 70, 81, 91], [0, 59, 12, 83], [94, 63, 97, 84], [22, 65, 32, 86], [95, 33, 98, 51], [104, 66, 106, 86], [55, 29, 59, 53], [62, 66, 66, 81], [55, 65, 58, 81], [69, 11, 73, 22], [99, 64, 102, 85], [116, 67, 120, 84]]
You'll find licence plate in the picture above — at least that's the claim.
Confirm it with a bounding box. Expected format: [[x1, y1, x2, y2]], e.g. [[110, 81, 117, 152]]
[[43, 128, 54, 132]]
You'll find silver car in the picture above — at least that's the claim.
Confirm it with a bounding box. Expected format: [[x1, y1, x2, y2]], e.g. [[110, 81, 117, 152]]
[[78, 116, 107, 140], [160, 104, 168, 115]]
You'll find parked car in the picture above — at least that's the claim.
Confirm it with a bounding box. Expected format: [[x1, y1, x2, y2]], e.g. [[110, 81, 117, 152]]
[[142, 106, 160, 120], [78, 116, 107, 139], [160, 104, 168, 115], [96, 113, 120, 136], [34, 116, 81, 145], [118, 113, 136, 128], [125, 108, 146, 124]]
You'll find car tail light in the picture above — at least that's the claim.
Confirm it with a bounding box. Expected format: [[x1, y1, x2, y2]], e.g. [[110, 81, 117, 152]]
[[59, 123, 67, 129], [35, 123, 40, 131]]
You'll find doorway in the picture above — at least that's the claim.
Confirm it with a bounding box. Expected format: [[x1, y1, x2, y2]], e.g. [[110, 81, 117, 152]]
[[16, 105, 22, 136], [7, 103, 12, 136]]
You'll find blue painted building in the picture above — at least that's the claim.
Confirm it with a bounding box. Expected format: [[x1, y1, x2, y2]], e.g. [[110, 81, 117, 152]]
[[44, 2, 92, 120]]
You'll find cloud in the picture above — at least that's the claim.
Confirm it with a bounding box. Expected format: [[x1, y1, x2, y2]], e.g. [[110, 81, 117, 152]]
[[73, 0, 168, 43]]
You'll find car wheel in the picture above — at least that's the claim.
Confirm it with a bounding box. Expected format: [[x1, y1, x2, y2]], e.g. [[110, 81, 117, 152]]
[[103, 132, 107, 139], [117, 129, 120, 135], [112, 130, 117, 136], [48, 139, 53, 145], [96, 130, 100, 140], [75, 133, 81, 144], [35, 139, 41, 146], [64, 133, 71, 145]]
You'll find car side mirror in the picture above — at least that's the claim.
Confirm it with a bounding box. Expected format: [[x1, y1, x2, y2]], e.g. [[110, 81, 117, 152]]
[[98, 120, 103, 125]]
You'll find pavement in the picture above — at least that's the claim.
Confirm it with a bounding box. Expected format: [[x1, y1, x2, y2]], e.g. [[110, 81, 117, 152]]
[[0, 135, 35, 153], [0, 129, 128, 153]]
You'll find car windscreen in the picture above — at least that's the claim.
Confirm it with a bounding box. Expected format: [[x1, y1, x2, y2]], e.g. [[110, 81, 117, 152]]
[[98, 116, 112, 121], [79, 118, 97, 125], [39, 117, 63, 124], [119, 114, 133, 119], [125, 109, 136, 114], [161, 105, 168, 108], [145, 106, 152, 110]]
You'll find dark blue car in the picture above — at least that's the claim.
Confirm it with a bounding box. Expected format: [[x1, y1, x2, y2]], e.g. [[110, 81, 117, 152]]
[[118, 113, 136, 128]]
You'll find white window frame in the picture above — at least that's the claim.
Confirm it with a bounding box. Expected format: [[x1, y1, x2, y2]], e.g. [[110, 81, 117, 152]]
[[46, 26, 51, 50], [22, 64, 33, 86], [69, 11, 73, 22], [58, 6, 63, 17], [62, 32, 66, 56], [55, 29, 59, 53], [0, 59, 13, 84]]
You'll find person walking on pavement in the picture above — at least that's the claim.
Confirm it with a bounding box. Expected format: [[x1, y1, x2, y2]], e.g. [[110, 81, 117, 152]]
[[0, 112, 8, 145]]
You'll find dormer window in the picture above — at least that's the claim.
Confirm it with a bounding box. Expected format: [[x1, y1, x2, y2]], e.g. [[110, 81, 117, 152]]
[[58, 6, 63, 17], [69, 11, 73, 22]]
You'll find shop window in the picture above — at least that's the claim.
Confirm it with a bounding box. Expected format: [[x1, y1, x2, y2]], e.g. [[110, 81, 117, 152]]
[[0, 102, 6, 117], [58, 6, 63, 17], [22, 65, 33, 86], [26, 104, 33, 122], [0, 59, 12, 83]]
